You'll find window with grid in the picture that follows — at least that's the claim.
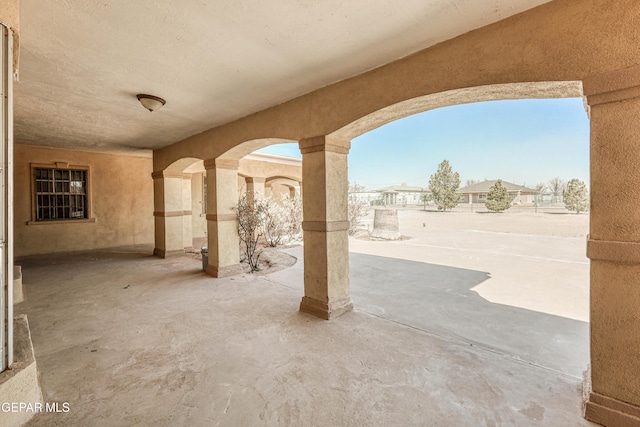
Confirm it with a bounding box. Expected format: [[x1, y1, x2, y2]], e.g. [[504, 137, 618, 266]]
[[34, 168, 88, 221]]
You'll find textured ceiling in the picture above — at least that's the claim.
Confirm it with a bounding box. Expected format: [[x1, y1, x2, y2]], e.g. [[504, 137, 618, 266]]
[[14, 0, 551, 153]]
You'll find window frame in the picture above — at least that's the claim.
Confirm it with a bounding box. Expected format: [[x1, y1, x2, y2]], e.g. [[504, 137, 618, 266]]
[[28, 163, 95, 225]]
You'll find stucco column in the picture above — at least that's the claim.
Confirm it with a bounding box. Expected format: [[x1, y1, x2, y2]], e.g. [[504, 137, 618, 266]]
[[583, 65, 640, 426], [298, 136, 352, 320], [182, 174, 193, 251], [152, 171, 185, 258], [204, 159, 243, 277], [245, 176, 266, 198]]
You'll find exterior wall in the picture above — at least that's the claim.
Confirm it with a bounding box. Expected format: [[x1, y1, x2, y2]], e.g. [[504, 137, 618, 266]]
[[14, 145, 154, 257], [239, 156, 301, 182], [270, 183, 290, 199], [395, 191, 422, 205], [512, 193, 536, 204], [350, 192, 382, 206], [463, 192, 536, 204]]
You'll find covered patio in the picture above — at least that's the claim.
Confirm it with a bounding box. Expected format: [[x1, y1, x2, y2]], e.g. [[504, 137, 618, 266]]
[[19, 246, 592, 426]]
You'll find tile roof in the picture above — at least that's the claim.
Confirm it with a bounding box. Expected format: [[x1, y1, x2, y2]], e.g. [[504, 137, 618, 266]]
[[458, 180, 538, 193]]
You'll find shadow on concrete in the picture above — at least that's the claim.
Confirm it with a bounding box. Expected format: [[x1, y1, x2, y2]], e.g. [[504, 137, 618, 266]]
[[349, 252, 589, 378], [18, 247, 595, 426], [17, 245, 155, 268], [18, 247, 589, 380]]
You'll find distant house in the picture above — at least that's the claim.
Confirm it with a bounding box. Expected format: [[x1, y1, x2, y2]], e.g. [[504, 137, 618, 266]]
[[458, 180, 538, 204], [375, 183, 426, 206]]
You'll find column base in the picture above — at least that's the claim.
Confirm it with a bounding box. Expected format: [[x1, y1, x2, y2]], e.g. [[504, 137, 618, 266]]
[[205, 263, 244, 278], [299, 296, 353, 320], [585, 391, 640, 426], [153, 248, 185, 258]]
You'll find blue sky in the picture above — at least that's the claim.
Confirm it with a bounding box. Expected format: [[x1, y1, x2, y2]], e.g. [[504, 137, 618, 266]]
[[257, 98, 590, 190]]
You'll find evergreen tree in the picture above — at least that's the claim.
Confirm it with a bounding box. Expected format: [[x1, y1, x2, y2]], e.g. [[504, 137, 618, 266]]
[[428, 160, 461, 211], [485, 180, 512, 212], [563, 178, 589, 213]]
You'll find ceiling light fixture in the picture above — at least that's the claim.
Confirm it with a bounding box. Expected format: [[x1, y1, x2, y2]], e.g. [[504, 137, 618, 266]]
[[136, 94, 166, 112]]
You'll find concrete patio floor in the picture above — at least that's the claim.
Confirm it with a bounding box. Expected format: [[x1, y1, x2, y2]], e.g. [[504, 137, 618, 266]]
[[15, 243, 595, 426]]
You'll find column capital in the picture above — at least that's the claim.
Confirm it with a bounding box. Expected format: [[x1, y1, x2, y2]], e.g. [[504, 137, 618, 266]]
[[299, 135, 350, 155], [151, 170, 186, 179], [245, 176, 266, 184], [203, 158, 240, 170], [583, 65, 640, 107]]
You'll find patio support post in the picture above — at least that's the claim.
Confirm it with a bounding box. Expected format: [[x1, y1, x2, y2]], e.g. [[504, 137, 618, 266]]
[[204, 159, 243, 277], [152, 171, 186, 258], [583, 65, 640, 425], [298, 135, 352, 320], [245, 176, 266, 198]]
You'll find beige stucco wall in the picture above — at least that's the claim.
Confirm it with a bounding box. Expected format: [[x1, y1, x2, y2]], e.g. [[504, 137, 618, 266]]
[[269, 183, 292, 199], [154, 0, 639, 171], [238, 157, 301, 183], [14, 145, 154, 257]]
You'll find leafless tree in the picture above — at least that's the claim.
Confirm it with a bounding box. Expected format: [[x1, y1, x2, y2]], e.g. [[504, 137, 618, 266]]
[[534, 182, 547, 193], [235, 192, 267, 271], [465, 179, 479, 187], [548, 177, 566, 203], [348, 182, 370, 235]]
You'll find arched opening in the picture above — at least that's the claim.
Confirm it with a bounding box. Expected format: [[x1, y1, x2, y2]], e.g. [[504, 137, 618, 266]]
[[183, 138, 303, 277], [218, 138, 296, 161], [342, 87, 589, 403], [265, 176, 301, 198], [152, 157, 203, 258], [252, 82, 591, 410]]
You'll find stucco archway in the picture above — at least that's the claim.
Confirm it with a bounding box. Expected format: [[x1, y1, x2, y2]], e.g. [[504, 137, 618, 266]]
[[152, 157, 203, 258], [150, 2, 640, 422], [331, 81, 584, 141], [341, 90, 591, 392], [265, 177, 301, 198]]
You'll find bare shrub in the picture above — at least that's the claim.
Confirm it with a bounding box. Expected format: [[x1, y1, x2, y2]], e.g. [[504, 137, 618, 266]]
[[237, 193, 303, 271], [263, 196, 288, 247], [348, 183, 370, 235], [281, 194, 303, 242], [236, 192, 267, 271]]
